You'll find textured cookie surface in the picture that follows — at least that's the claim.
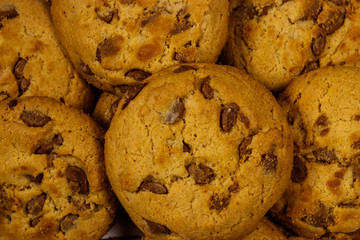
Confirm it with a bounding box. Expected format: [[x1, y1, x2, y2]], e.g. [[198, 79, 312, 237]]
[[224, 0, 360, 91], [271, 66, 360, 238], [105, 63, 293, 239], [92, 91, 122, 128], [0, 97, 117, 240], [51, 0, 229, 93], [0, 0, 94, 112]]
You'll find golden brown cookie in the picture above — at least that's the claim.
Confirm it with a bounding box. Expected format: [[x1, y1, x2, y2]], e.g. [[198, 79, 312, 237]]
[[0, 97, 117, 240], [0, 0, 94, 112], [105, 63, 293, 239], [223, 0, 360, 91], [51, 0, 229, 94], [271, 66, 360, 238]]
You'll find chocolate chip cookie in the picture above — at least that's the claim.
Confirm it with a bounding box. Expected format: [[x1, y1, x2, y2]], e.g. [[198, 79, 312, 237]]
[[0, 96, 117, 240], [50, 0, 229, 94], [223, 0, 360, 91], [105, 63, 293, 239], [0, 0, 94, 112], [271, 66, 360, 237]]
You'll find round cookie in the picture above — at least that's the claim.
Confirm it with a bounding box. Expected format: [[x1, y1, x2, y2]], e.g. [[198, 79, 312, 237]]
[[105, 63, 293, 239], [50, 0, 229, 94], [271, 66, 360, 237], [223, 0, 360, 91], [0, 97, 117, 240], [0, 0, 94, 112]]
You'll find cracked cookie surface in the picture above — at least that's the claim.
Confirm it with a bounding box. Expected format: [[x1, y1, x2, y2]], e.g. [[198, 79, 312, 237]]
[[105, 63, 293, 239], [271, 66, 360, 238], [0, 96, 117, 240], [0, 0, 94, 112], [50, 0, 229, 94], [223, 0, 360, 91]]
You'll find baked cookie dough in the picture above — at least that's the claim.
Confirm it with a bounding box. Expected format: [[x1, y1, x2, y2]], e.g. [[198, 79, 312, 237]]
[[223, 0, 360, 91], [92, 91, 121, 128], [105, 63, 293, 239], [0, 0, 94, 112], [0, 97, 117, 240], [51, 0, 229, 94], [271, 66, 360, 238]]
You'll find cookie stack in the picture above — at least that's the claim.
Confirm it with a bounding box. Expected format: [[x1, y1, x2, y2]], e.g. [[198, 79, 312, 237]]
[[2, 0, 360, 239]]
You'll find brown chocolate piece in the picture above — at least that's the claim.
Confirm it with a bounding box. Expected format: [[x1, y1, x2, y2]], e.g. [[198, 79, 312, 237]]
[[60, 214, 79, 232], [139, 180, 168, 194], [20, 110, 51, 127], [125, 69, 151, 81], [35, 134, 63, 154], [201, 76, 214, 99], [164, 99, 185, 124], [146, 220, 170, 235], [209, 194, 230, 212], [187, 163, 215, 185], [26, 193, 46, 216], [66, 166, 89, 194], [291, 156, 308, 183], [221, 103, 240, 132], [261, 153, 277, 172]]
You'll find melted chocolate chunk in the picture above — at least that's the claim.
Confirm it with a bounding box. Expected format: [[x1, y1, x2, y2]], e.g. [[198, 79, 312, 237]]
[[313, 147, 338, 163], [291, 156, 308, 183], [209, 194, 230, 212], [146, 220, 170, 235], [164, 99, 185, 124], [139, 179, 168, 194], [95, 4, 114, 23], [312, 34, 326, 57], [125, 69, 151, 81], [60, 214, 79, 232], [261, 153, 277, 172], [182, 141, 191, 153], [66, 166, 89, 194], [20, 110, 51, 127], [121, 84, 146, 110], [201, 76, 214, 99], [35, 134, 63, 154], [26, 193, 46, 216], [187, 163, 215, 185], [319, 9, 345, 35], [221, 103, 240, 132]]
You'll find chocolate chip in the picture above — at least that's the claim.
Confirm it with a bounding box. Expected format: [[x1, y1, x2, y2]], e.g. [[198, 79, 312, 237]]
[[8, 99, 17, 108], [78, 60, 94, 75], [313, 147, 338, 163], [239, 112, 250, 128], [301, 60, 320, 75], [66, 166, 89, 194], [182, 141, 191, 152], [13, 58, 27, 79], [125, 69, 151, 81], [228, 182, 240, 193], [96, 36, 123, 62], [139, 179, 168, 194], [173, 65, 198, 73], [319, 9, 345, 35], [121, 84, 146, 110], [35, 134, 63, 154], [169, 22, 191, 35], [25, 173, 44, 184], [312, 34, 326, 57], [164, 99, 185, 124], [303, 203, 333, 227], [221, 103, 240, 132], [141, 12, 160, 27], [60, 214, 79, 233], [352, 138, 360, 149], [315, 114, 328, 126], [20, 110, 51, 127], [201, 76, 214, 99], [146, 220, 170, 235], [18, 78, 30, 94], [186, 163, 215, 185], [238, 136, 252, 159], [95, 4, 114, 23], [209, 194, 230, 212], [261, 153, 277, 172], [0, 5, 18, 21], [26, 193, 46, 215], [30, 217, 41, 227], [291, 156, 308, 183], [329, 0, 346, 6], [320, 128, 330, 136], [109, 98, 121, 121], [354, 114, 360, 121]]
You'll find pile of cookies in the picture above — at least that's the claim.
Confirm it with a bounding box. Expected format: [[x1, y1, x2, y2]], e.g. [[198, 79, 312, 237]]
[[1, 0, 360, 239]]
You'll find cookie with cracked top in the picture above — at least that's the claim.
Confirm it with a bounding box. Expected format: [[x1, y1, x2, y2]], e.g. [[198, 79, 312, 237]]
[[0, 0, 94, 112], [271, 66, 360, 238], [223, 0, 360, 91], [105, 63, 293, 239], [50, 0, 229, 94], [0, 96, 117, 240]]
